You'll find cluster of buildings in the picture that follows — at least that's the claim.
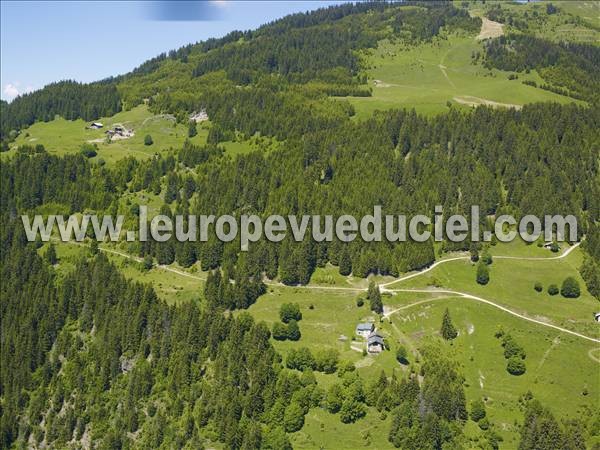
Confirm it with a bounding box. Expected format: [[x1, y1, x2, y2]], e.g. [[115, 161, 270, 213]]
[[88, 122, 133, 140], [105, 125, 133, 139], [356, 322, 385, 354]]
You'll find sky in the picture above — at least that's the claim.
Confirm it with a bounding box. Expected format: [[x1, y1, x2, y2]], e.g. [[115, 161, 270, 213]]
[[1, 0, 345, 101]]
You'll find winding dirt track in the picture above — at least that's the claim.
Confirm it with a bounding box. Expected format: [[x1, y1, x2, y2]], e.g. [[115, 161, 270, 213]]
[[57, 239, 598, 344]]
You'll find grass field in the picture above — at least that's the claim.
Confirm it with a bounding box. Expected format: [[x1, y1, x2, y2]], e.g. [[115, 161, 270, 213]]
[[391, 247, 600, 337], [4, 104, 271, 165], [244, 284, 599, 448], [380, 297, 600, 448], [347, 33, 582, 118], [7, 105, 207, 164]]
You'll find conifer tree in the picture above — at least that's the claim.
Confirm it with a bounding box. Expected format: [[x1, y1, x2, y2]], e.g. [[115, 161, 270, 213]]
[[188, 121, 197, 138], [45, 243, 58, 265], [367, 281, 383, 314], [440, 308, 458, 340], [339, 248, 352, 276], [476, 261, 490, 285]]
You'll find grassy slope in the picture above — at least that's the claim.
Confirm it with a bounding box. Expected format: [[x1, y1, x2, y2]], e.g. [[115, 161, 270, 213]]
[[47, 236, 600, 448], [347, 30, 582, 118], [4, 105, 270, 165], [394, 247, 600, 337], [246, 284, 599, 448]]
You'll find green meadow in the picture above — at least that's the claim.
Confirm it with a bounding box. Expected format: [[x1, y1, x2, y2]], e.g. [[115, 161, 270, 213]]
[[347, 33, 581, 118], [244, 284, 599, 448], [5, 104, 271, 165], [392, 247, 600, 337]]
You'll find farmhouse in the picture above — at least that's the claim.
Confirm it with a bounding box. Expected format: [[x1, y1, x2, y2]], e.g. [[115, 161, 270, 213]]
[[89, 122, 103, 129], [356, 322, 375, 338], [594, 312, 600, 323], [105, 126, 134, 139], [367, 332, 385, 354]]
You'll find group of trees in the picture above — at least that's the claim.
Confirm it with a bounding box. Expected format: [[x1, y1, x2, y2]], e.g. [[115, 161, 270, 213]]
[[388, 349, 468, 448], [534, 277, 581, 298], [273, 303, 303, 341], [285, 347, 339, 374], [3, 101, 598, 291], [497, 329, 527, 376], [484, 34, 600, 103], [519, 399, 587, 450], [581, 224, 600, 300]]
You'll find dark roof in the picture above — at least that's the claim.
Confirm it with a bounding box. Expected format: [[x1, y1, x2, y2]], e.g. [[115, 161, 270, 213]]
[[356, 322, 374, 331], [368, 334, 384, 345]]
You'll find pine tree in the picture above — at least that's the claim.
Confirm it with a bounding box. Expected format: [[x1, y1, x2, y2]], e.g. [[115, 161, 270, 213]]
[[367, 281, 383, 314], [188, 121, 198, 138], [339, 248, 352, 276], [440, 308, 458, 340], [45, 243, 58, 265], [89, 239, 99, 256], [476, 261, 490, 285]]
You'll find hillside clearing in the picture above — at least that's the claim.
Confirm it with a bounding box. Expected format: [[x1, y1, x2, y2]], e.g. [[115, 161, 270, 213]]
[[453, 95, 522, 110], [477, 17, 504, 40]]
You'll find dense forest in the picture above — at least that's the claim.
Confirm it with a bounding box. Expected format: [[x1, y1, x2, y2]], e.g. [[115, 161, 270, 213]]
[[0, 81, 121, 139], [1, 1, 599, 449], [483, 34, 600, 102]]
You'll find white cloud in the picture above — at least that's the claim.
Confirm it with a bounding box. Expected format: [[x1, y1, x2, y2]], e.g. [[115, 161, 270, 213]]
[[3, 83, 20, 100], [2, 82, 34, 101]]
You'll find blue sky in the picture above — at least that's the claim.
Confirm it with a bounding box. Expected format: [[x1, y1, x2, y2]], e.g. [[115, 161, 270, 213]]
[[1, 1, 344, 101]]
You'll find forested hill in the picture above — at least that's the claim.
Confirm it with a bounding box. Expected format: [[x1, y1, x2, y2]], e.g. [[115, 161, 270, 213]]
[[2, 2, 600, 449], [2, 1, 482, 139]]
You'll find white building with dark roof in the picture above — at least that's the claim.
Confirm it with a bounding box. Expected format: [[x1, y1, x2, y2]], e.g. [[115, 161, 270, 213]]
[[356, 322, 375, 338], [367, 332, 385, 354]]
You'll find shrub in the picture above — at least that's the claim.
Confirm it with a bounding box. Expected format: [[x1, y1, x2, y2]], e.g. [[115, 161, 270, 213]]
[[286, 347, 315, 371], [356, 297, 364, 307], [481, 252, 493, 265], [272, 322, 288, 341], [476, 262, 489, 285], [395, 346, 408, 365], [280, 303, 302, 323], [547, 284, 559, 295], [142, 255, 153, 271], [560, 277, 580, 298], [478, 417, 490, 430], [534, 282, 543, 292], [144, 134, 153, 146], [286, 320, 301, 341], [79, 143, 97, 158], [506, 357, 526, 375], [470, 399, 487, 422]]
